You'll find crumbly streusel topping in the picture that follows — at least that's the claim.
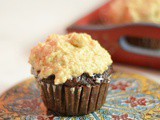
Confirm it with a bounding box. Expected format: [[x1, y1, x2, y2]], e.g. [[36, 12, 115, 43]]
[[29, 33, 112, 85]]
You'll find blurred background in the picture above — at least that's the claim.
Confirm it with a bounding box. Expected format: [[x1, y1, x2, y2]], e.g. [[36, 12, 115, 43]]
[[0, 0, 159, 95]]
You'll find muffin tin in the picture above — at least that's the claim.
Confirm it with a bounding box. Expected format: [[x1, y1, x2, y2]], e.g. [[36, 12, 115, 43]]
[[67, 2, 160, 69]]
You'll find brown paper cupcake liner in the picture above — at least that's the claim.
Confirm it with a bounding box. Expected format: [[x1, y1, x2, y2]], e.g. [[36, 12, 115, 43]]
[[39, 81, 109, 116]]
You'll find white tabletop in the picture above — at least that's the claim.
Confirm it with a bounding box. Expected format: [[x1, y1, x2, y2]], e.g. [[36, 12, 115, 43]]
[[0, 0, 159, 95]]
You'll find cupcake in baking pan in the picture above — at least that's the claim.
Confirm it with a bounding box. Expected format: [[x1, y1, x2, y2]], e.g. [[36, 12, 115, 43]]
[[29, 33, 113, 116], [100, 0, 160, 49]]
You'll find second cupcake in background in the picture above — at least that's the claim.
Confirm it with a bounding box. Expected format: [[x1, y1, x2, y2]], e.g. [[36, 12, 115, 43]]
[[29, 33, 113, 116], [100, 0, 160, 25], [99, 0, 160, 49]]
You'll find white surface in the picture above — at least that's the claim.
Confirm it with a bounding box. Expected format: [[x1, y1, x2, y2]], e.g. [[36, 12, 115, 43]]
[[0, 0, 159, 95]]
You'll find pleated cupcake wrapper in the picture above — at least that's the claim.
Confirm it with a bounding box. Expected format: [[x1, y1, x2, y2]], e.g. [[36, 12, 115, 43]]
[[39, 81, 109, 116]]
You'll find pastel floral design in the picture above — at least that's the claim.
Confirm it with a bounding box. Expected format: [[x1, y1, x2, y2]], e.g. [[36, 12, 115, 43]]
[[6, 98, 42, 115], [125, 96, 146, 107], [110, 81, 130, 91], [112, 114, 133, 120]]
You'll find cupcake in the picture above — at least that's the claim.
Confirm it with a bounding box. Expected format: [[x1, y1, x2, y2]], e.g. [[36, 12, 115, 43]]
[[29, 33, 113, 116], [100, 0, 160, 25], [99, 0, 160, 49]]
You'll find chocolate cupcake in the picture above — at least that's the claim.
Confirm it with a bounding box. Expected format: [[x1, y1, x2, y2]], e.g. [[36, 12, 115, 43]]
[[29, 33, 113, 116]]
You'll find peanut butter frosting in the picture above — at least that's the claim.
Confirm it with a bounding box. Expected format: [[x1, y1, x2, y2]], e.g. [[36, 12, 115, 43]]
[[101, 0, 160, 24], [29, 33, 112, 85]]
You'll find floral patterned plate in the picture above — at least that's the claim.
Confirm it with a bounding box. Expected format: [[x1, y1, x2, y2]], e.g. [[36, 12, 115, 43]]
[[0, 72, 160, 120]]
